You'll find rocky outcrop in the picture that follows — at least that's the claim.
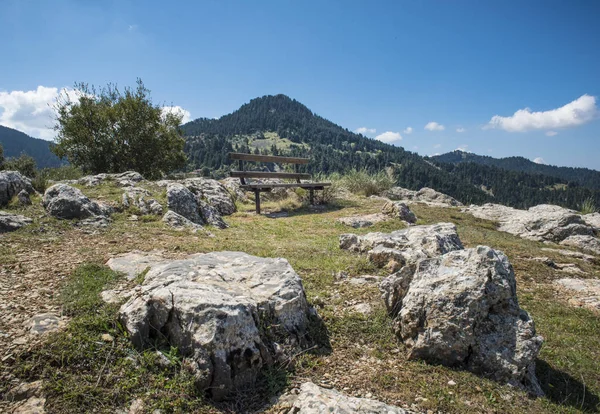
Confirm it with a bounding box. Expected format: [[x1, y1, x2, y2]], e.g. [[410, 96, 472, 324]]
[[159, 178, 236, 216], [385, 186, 462, 207], [340, 223, 463, 271], [221, 177, 248, 203], [560, 235, 600, 255], [106, 250, 166, 280], [161, 210, 206, 232], [380, 246, 543, 395], [18, 189, 32, 206], [464, 203, 595, 243], [540, 248, 599, 264], [382, 201, 417, 223], [0, 212, 32, 233], [77, 171, 144, 187], [284, 382, 411, 413], [42, 184, 108, 220], [582, 212, 600, 231], [0, 171, 34, 207], [166, 183, 203, 224], [118, 251, 317, 400], [336, 213, 388, 228], [122, 188, 163, 216]]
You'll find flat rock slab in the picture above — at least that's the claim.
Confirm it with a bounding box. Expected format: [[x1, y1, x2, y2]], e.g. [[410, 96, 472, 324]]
[[285, 382, 412, 413], [555, 278, 600, 312], [337, 213, 389, 228], [541, 248, 599, 264], [463, 203, 595, 243], [106, 250, 166, 280], [560, 235, 600, 255], [28, 313, 64, 335], [384, 186, 462, 207], [0, 211, 33, 233], [118, 251, 316, 400], [77, 171, 144, 187]]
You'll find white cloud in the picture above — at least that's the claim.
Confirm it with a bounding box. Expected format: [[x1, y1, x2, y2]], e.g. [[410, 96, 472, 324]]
[[487, 94, 598, 132], [456, 127, 466, 133], [433, 143, 441, 149], [403, 127, 413, 134], [162, 105, 192, 124], [456, 144, 469, 152], [545, 130, 558, 136], [375, 131, 402, 143], [425, 121, 445, 131], [0, 86, 192, 140], [0, 86, 71, 140], [355, 127, 376, 135], [533, 157, 545, 164], [128, 24, 138, 32]]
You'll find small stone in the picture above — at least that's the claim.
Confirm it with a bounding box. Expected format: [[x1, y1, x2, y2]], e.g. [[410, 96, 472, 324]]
[[448, 380, 456, 386], [101, 333, 114, 342]]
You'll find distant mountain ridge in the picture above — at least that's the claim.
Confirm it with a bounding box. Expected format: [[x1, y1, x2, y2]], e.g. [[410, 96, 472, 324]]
[[0, 125, 63, 168], [431, 150, 600, 190], [180, 94, 600, 210]]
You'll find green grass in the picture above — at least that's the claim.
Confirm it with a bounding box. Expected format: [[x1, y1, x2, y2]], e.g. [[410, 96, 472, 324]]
[[2, 188, 600, 413]]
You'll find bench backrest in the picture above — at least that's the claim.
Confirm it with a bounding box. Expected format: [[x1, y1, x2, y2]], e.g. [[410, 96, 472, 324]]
[[229, 152, 311, 184]]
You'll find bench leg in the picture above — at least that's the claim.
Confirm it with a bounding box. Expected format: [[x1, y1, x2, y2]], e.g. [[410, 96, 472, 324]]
[[309, 189, 314, 205], [254, 189, 261, 214]]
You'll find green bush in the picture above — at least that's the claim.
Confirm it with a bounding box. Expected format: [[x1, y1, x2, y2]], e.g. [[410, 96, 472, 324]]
[[40, 164, 85, 181], [341, 169, 394, 197], [580, 197, 597, 215], [3, 154, 37, 178]]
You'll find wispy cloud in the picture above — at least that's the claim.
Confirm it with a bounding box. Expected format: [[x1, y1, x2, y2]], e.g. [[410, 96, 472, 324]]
[[375, 131, 402, 143], [456, 144, 469, 152], [533, 157, 545, 164], [403, 126, 413, 134], [487, 95, 598, 132], [355, 127, 376, 135], [128, 24, 138, 32], [433, 143, 441, 149], [456, 127, 466, 133], [425, 121, 445, 131], [545, 131, 558, 136]]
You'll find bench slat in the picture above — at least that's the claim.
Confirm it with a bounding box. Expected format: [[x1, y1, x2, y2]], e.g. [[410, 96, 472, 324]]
[[231, 171, 311, 180], [229, 152, 310, 164], [241, 183, 331, 189]]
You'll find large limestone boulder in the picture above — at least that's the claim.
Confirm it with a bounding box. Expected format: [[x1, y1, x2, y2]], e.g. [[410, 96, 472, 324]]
[[122, 188, 163, 216], [380, 246, 543, 395], [382, 201, 417, 223], [162, 210, 206, 232], [340, 223, 463, 271], [77, 171, 144, 187], [285, 382, 412, 413], [166, 183, 203, 224], [42, 184, 108, 220], [583, 212, 600, 231], [385, 186, 462, 207], [0, 211, 33, 233], [221, 177, 248, 203], [560, 235, 600, 255], [465, 203, 595, 242], [118, 251, 317, 400], [0, 171, 34, 207], [180, 178, 236, 216]]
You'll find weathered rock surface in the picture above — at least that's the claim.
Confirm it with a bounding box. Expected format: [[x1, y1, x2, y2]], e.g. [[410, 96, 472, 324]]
[[221, 177, 249, 203], [582, 212, 600, 231], [8, 381, 46, 414], [122, 188, 163, 216], [166, 183, 203, 224], [340, 223, 463, 271], [540, 248, 599, 264], [554, 278, 600, 312], [385, 186, 462, 207], [159, 178, 236, 216], [285, 382, 411, 413], [464, 203, 595, 242], [380, 246, 543, 395], [106, 251, 166, 280], [0, 211, 32, 233], [560, 235, 600, 255], [382, 201, 417, 223], [118, 251, 316, 400], [28, 313, 64, 335], [161, 210, 206, 233], [198, 199, 228, 229], [336, 213, 388, 228], [42, 184, 107, 220], [18, 189, 32, 206], [77, 171, 144, 187], [0, 170, 34, 207]]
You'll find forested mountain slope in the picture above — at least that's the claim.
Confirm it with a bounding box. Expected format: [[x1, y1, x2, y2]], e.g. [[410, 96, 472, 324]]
[[181, 95, 600, 210], [0, 125, 63, 168], [432, 150, 600, 190]]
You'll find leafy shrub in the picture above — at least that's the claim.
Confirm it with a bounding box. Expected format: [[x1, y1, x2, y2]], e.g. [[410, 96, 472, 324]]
[[580, 197, 597, 214], [41, 165, 85, 181], [31, 174, 48, 193], [3, 154, 37, 178], [341, 169, 394, 197]]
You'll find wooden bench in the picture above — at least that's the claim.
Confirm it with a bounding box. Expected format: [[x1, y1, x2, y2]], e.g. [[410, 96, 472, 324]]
[[229, 152, 331, 214]]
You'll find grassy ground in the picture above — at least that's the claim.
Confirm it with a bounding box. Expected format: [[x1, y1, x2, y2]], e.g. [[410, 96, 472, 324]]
[[1, 185, 599, 413]]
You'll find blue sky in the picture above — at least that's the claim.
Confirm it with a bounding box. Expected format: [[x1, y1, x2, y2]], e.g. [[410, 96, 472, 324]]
[[1, 0, 599, 169]]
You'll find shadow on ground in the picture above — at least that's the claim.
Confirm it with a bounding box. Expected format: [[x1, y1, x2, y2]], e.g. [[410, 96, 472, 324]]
[[536, 358, 600, 412]]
